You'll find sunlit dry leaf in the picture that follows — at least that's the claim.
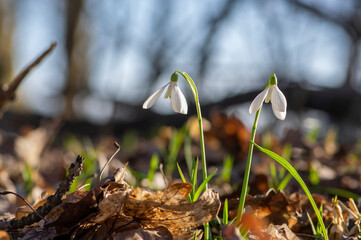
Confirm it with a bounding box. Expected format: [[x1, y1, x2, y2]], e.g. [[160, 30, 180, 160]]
[[94, 189, 131, 223], [241, 211, 268, 240], [127, 182, 192, 205], [289, 192, 333, 235], [123, 183, 220, 238], [0, 230, 10, 240], [264, 224, 300, 240], [229, 189, 299, 225]]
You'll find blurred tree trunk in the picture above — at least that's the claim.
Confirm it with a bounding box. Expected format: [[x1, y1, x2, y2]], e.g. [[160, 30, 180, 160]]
[[63, 0, 89, 119], [0, 1, 14, 85]]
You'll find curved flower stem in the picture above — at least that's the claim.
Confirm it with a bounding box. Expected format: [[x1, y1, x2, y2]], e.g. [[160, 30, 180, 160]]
[[175, 71, 209, 239], [176, 71, 208, 190], [235, 107, 262, 228]]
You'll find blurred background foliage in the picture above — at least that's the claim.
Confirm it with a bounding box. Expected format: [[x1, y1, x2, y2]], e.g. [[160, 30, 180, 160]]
[[1, 0, 361, 140]]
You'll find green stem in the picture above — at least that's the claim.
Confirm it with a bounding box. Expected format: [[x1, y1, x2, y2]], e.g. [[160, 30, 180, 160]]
[[176, 71, 209, 238], [176, 71, 208, 190], [235, 107, 261, 227]]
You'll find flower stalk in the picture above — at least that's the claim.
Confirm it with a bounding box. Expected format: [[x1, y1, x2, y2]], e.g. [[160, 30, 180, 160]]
[[236, 107, 261, 227], [175, 71, 209, 239], [175, 71, 208, 191], [236, 73, 287, 229], [142, 71, 210, 238]]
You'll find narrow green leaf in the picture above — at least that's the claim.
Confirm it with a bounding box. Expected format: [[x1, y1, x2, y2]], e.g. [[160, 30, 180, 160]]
[[223, 198, 229, 225], [177, 163, 187, 183], [147, 154, 159, 186], [190, 158, 199, 199], [221, 155, 234, 182], [277, 173, 292, 191], [193, 169, 217, 201], [193, 229, 198, 240], [269, 161, 278, 188], [252, 141, 328, 240], [307, 212, 317, 235]]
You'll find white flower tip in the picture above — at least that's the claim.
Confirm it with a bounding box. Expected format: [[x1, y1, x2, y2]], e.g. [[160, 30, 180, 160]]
[[249, 88, 269, 114], [248, 105, 255, 114], [274, 110, 286, 120], [142, 83, 169, 110], [142, 103, 150, 109], [171, 85, 188, 114]]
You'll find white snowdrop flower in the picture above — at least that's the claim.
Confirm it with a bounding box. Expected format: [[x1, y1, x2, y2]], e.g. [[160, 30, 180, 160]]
[[249, 74, 287, 120], [143, 74, 188, 114]]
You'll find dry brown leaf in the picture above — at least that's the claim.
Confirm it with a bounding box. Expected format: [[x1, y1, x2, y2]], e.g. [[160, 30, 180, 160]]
[[20, 228, 56, 240], [15, 192, 48, 220], [123, 183, 220, 238], [229, 189, 299, 225], [94, 189, 131, 223], [221, 224, 243, 240], [111, 227, 173, 240], [264, 224, 300, 240], [0, 230, 10, 240], [44, 190, 99, 233], [289, 192, 332, 235], [17, 180, 219, 239], [208, 112, 251, 157]]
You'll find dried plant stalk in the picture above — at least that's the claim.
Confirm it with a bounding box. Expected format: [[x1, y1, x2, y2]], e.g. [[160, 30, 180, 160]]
[[0, 155, 84, 230]]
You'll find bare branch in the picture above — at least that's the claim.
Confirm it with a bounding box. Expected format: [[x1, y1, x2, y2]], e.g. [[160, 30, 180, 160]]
[[0, 42, 57, 111]]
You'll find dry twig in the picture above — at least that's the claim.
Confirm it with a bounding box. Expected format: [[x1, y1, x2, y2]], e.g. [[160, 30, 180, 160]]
[[0, 42, 57, 112], [0, 155, 84, 230]]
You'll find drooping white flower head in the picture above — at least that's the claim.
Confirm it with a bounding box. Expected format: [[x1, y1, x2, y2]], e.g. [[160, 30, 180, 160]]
[[249, 74, 287, 120], [142, 73, 188, 114]]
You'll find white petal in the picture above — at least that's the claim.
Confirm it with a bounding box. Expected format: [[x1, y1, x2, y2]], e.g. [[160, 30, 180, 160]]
[[265, 86, 273, 103], [272, 108, 286, 120], [164, 82, 175, 99], [142, 83, 169, 109], [249, 88, 269, 114], [271, 85, 287, 112], [170, 84, 188, 114]]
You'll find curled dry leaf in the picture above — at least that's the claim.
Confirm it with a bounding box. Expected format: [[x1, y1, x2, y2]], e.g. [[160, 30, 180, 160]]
[[86, 183, 219, 239], [44, 190, 100, 233], [228, 189, 299, 225], [94, 189, 131, 223], [123, 183, 220, 238], [18, 178, 219, 239], [264, 224, 300, 240]]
